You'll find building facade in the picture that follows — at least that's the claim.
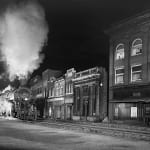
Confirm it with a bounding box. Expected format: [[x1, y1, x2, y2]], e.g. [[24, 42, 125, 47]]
[[42, 69, 50, 118], [106, 11, 150, 124], [50, 77, 65, 120], [47, 76, 56, 118], [42, 69, 62, 118], [64, 68, 76, 120], [72, 67, 107, 121], [30, 75, 44, 118], [28, 66, 107, 122]]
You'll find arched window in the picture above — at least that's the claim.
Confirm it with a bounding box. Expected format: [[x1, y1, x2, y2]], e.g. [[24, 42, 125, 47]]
[[115, 44, 125, 60], [131, 38, 142, 56]]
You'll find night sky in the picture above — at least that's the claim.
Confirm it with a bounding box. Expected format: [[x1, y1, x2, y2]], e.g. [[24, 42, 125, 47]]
[[1, 0, 150, 89], [35, 0, 150, 73]]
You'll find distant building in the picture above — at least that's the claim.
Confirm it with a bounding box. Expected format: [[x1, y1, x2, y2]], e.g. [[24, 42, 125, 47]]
[[64, 68, 76, 120], [47, 76, 56, 118], [72, 67, 107, 122], [29, 67, 107, 122], [30, 75, 44, 118], [106, 10, 150, 124], [50, 77, 65, 120], [42, 69, 62, 118]]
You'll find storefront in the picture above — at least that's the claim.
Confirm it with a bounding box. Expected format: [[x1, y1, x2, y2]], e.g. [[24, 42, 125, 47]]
[[35, 98, 45, 118], [113, 102, 138, 120], [47, 100, 53, 118], [50, 97, 65, 120], [111, 86, 150, 124], [72, 67, 107, 122], [64, 96, 73, 120], [112, 101, 150, 124]]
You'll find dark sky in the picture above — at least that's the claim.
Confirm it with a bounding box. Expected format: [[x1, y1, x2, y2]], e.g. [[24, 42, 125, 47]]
[[1, 0, 150, 89], [35, 0, 150, 73]]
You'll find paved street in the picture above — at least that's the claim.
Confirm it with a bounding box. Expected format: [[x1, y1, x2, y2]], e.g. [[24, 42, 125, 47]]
[[0, 119, 150, 150]]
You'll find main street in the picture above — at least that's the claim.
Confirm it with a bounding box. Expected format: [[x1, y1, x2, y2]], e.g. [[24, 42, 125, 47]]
[[0, 119, 150, 150]]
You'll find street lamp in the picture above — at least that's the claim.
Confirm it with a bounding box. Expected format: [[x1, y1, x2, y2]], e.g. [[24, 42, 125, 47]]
[[100, 83, 103, 87]]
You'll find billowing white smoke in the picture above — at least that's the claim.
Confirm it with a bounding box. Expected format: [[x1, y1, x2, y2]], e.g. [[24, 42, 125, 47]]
[[0, 1, 48, 80], [0, 99, 12, 117], [2, 85, 13, 93]]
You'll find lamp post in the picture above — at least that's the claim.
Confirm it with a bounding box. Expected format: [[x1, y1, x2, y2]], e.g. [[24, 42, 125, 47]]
[[85, 100, 88, 120]]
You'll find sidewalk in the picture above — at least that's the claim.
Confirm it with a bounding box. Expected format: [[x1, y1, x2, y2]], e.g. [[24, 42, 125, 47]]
[[32, 119, 150, 141], [35, 118, 150, 132]]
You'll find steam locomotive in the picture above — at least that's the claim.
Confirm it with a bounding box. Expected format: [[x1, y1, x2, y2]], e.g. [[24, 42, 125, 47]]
[[14, 87, 37, 120]]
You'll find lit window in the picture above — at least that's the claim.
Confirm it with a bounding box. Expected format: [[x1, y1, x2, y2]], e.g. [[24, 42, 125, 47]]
[[131, 107, 137, 118], [115, 44, 125, 60], [131, 39, 142, 56], [115, 67, 124, 84], [131, 64, 142, 82]]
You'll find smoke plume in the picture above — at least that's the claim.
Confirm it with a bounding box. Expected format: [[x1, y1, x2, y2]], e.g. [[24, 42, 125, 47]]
[[0, 1, 48, 80]]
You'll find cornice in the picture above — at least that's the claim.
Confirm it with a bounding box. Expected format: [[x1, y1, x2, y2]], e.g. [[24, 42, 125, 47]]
[[105, 9, 150, 37]]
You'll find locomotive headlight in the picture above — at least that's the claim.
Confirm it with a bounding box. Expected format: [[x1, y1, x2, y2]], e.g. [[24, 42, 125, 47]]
[[24, 98, 28, 101]]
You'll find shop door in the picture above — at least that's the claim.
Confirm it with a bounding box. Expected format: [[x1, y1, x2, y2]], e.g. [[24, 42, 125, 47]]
[[67, 106, 71, 120], [49, 106, 52, 117], [56, 106, 61, 119], [82, 100, 89, 120], [61, 106, 64, 119]]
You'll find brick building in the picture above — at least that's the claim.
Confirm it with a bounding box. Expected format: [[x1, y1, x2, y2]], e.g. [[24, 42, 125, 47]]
[[106, 10, 150, 124], [72, 67, 107, 122]]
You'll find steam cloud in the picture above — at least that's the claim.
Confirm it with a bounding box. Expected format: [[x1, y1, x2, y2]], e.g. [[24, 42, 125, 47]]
[[0, 1, 48, 80]]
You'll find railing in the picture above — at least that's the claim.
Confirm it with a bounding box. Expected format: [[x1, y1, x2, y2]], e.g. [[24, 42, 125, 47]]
[[75, 67, 98, 78]]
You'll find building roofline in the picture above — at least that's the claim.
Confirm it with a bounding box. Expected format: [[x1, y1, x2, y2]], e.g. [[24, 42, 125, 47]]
[[105, 9, 150, 36]]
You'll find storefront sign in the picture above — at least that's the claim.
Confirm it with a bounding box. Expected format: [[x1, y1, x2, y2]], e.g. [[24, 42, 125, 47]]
[[50, 97, 64, 101], [132, 92, 141, 97], [65, 98, 73, 103], [53, 100, 64, 105]]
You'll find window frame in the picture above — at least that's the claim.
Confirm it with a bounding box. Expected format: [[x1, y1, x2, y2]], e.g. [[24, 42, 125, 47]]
[[115, 44, 125, 60], [131, 64, 142, 82], [131, 38, 142, 56], [115, 66, 125, 84]]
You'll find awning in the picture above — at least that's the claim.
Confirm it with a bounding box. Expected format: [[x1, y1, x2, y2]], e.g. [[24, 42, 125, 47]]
[[110, 98, 150, 103]]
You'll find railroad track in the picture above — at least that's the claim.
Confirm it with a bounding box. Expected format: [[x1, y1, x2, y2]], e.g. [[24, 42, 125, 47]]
[[28, 120, 150, 141]]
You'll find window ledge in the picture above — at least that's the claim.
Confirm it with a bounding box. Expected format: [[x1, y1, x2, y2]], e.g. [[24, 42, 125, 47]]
[[131, 53, 142, 56], [130, 80, 142, 83]]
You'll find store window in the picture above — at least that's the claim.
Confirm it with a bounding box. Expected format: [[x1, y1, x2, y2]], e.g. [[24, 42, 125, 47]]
[[76, 88, 80, 112], [131, 64, 142, 82], [131, 38, 142, 56], [115, 67, 124, 84], [114, 103, 137, 120], [115, 44, 125, 60], [131, 107, 137, 118]]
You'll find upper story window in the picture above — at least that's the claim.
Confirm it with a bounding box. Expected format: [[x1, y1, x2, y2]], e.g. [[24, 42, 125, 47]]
[[115, 67, 124, 84], [131, 64, 142, 82], [66, 83, 73, 94], [49, 87, 54, 97], [83, 85, 88, 96], [115, 44, 125, 60], [131, 38, 142, 56]]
